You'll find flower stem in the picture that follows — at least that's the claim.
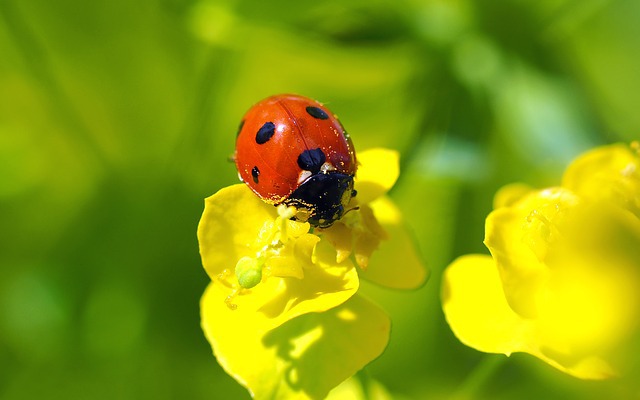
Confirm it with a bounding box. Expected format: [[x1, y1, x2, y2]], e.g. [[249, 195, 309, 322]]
[[356, 368, 373, 400], [451, 355, 506, 400]]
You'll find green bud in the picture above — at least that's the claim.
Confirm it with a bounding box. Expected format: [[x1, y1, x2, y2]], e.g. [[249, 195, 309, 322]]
[[235, 256, 263, 289]]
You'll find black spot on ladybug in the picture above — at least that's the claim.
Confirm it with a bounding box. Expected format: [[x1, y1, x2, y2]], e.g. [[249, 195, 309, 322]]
[[306, 106, 329, 120], [256, 122, 275, 144], [251, 166, 260, 184], [297, 148, 326, 174], [237, 120, 245, 138], [351, 189, 357, 197]]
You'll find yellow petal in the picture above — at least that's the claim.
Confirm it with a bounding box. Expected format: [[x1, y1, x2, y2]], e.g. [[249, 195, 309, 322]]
[[322, 221, 354, 264], [264, 256, 304, 279], [223, 239, 359, 331], [198, 184, 276, 279], [442, 255, 532, 355], [533, 202, 640, 362], [286, 218, 312, 239], [562, 143, 640, 217], [355, 148, 400, 204], [265, 233, 320, 280], [201, 286, 390, 399], [293, 233, 321, 266], [493, 183, 534, 209], [484, 187, 579, 318], [442, 255, 615, 380], [359, 197, 428, 289], [354, 230, 378, 270]]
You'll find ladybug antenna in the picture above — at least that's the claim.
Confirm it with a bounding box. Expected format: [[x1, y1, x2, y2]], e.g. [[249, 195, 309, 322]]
[[343, 205, 360, 217]]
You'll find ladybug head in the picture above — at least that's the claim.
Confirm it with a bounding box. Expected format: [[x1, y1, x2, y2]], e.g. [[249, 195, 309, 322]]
[[284, 172, 355, 228]]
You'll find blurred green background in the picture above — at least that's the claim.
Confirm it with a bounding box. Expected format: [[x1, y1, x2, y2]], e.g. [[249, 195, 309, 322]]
[[1, 0, 638, 398]]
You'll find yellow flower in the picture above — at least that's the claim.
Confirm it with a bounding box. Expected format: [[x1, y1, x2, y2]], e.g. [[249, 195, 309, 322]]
[[198, 148, 427, 399], [442, 143, 640, 380]]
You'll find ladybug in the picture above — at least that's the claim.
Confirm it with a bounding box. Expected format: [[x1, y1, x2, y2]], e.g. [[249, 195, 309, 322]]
[[235, 94, 357, 228]]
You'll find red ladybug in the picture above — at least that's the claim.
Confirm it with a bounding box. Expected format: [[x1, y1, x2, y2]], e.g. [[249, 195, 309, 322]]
[[235, 94, 357, 228]]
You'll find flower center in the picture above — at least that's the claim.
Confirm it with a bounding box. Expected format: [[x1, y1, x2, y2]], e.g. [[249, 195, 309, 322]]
[[232, 205, 305, 288]]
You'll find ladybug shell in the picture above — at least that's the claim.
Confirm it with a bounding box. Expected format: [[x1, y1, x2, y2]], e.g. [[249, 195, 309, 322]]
[[235, 94, 357, 207]]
